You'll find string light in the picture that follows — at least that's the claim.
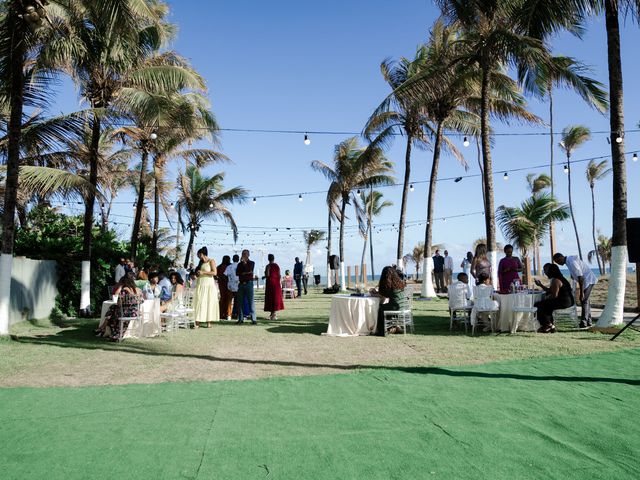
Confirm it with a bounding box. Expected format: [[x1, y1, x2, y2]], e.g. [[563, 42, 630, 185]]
[[304, 133, 311, 145], [563, 164, 569, 173], [454, 177, 462, 183], [209, 203, 213, 208], [252, 197, 257, 204], [503, 172, 509, 180], [463, 136, 470, 147], [298, 194, 303, 202], [409, 184, 414, 192], [615, 133, 623, 143], [633, 153, 638, 162], [356, 188, 361, 195], [150, 132, 158, 140]]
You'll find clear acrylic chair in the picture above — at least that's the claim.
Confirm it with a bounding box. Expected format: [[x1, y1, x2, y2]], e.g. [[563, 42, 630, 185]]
[[448, 282, 472, 332], [117, 293, 143, 341], [512, 292, 538, 333], [383, 287, 414, 334], [472, 285, 498, 335]]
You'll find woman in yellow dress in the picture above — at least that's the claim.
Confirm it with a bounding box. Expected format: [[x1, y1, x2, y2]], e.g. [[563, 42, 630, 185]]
[[194, 247, 219, 327]]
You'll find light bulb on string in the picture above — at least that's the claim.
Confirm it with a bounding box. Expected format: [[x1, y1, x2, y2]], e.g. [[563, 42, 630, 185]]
[[409, 184, 414, 192], [150, 132, 158, 140], [615, 133, 623, 143], [463, 136, 470, 147], [563, 164, 569, 174], [356, 188, 361, 195], [252, 197, 257, 204], [304, 133, 311, 145], [209, 203, 213, 208], [503, 172, 509, 181], [298, 194, 303, 202], [633, 152, 638, 162]]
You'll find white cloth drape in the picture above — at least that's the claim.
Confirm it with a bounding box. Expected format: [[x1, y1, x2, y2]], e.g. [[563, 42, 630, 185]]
[[325, 294, 380, 336], [494, 293, 544, 332]]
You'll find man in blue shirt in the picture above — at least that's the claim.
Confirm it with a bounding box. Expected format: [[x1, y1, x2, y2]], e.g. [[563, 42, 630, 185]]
[[158, 271, 172, 304], [293, 257, 304, 297]]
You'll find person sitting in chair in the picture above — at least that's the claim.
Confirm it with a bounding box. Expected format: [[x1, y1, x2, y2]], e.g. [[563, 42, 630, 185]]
[[534, 263, 575, 334], [370, 266, 408, 336]]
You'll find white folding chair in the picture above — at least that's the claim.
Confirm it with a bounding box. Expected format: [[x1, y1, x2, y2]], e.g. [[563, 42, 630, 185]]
[[282, 285, 296, 299], [177, 288, 196, 330], [161, 290, 185, 332], [512, 292, 538, 333], [448, 282, 472, 332], [383, 287, 414, 334], [117, 293, 143, 341], [472, 285, 498, 335]]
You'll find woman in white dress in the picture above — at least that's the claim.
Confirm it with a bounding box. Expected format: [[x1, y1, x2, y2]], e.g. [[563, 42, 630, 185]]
[[460, 251, 474, 298], [194, 247, 219, 327]]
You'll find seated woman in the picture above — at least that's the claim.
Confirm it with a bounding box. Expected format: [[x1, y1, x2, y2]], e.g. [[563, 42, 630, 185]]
[[99, 275, 143, 341], [370, 266, 408, 336], [282, 270, 296, 298], [160, 271, 185, 313], [534, 263, 574, 333]]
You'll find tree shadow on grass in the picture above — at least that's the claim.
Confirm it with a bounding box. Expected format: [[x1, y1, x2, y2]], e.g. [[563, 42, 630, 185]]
[[11, 321, 640, 386]]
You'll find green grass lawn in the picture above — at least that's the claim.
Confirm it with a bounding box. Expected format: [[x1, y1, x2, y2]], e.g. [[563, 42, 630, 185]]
[[1, 348, 639, 479], [2, 293, 640, 479], [1, 292, 639, 387]]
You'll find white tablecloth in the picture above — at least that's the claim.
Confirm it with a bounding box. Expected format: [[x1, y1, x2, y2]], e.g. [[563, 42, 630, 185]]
[[325, 294, 380, 336], [494, 292, 544, 332], [99, 298, 161, 338]]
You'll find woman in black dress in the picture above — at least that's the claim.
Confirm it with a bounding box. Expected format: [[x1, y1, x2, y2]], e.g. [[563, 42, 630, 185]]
[[534, 263, 574, 333], [370, 266, 408, 336]]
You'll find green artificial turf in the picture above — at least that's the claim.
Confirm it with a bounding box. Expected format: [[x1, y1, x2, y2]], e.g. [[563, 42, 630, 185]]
[[1, 349, 639, 479]]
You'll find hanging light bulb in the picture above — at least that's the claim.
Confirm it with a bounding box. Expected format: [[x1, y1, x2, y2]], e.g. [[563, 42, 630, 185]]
[[633, 152, 638, 162], [304, 133, 311, 145], [409, 184, 414, 192], [356, 188, 361, 195], [298, 194, 303, 202], [615, 133, 623, 143], [443, 217, 447, 222], [563, 164, 569, 174], [454, 177, 462, 183], [463, 136, 470, 147], [503, 172, 509, 180], [150, 132, 158, 140], [252, 197, 257, 204], [209, 203, 213, 208]]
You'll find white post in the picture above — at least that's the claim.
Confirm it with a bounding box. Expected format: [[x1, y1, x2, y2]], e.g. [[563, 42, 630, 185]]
[[420, 257, 437, 298], [0, 254, 13, 336], [489, 250, 498, 289], [340, 261, 346, 291], [597, 245, 628, 327], [326, 262, 332, 288], [396, 257, 404, 271], [80, 260, 91, 313]]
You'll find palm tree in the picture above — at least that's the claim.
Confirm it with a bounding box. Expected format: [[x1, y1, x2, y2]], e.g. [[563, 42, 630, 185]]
[[176, 166, 247, 268], [356, 190, 392, 281], [497, 194, 570, 284], [403, 242, 425, 280], [585, 160, 611, 274], [43, 1, 205, 313], [559, 125, 591, 260], [302, 229, 326, 275], [588, 233, 612, 274], [311, 137, 394, 289], [364, 46, 432, 269], [525, 173, 552, 274], [435, 0, 553, 286]]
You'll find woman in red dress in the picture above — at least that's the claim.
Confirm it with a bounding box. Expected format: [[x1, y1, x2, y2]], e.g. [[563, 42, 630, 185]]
[[264, 254, 284, 320]]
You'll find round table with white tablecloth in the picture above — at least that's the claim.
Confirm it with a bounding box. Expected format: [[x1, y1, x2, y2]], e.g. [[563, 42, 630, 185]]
[[494, 292, 545, 332], [324, 294, 380, 337], [99, 298, 161, 338]]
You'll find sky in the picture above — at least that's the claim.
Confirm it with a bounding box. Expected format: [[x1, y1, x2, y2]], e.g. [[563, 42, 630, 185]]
[[51, 0, 640, 273]]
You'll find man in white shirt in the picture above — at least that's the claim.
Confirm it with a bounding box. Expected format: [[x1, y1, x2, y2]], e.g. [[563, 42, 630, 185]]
[[443, 250, 454, 288], [553, 253, 598, 328], [224, 254, 240, 320], [114, 258, 127, 283]]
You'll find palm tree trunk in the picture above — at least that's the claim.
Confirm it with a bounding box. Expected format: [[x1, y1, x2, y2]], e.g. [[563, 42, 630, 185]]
[[369, 224, 375, 282], [130, 148, 149, 261], [151, 157, 160, 255], [421, 122, 443, 298], [327, 208, 332, 287], [599, 0, 628, 326], [396, 134, 413, 268], [566, 155, 583, 259], [80, 113, 101, 314], [183, 228, 195, 269], [0, 1, 26, 336], [548, 85, 557, 258], [590, 185, 603, 274], [360, 223, 369, 279], [339, 197, 347, 290], [480, 62, 498, 286], [476, 136, 485, 205]]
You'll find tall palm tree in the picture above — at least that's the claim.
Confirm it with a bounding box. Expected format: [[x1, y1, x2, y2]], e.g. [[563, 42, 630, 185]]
[[43, 0, 205, 313], [588, 232, 612, 274], [525, 173, 552, 274], [311, 137, 394, 289], [302, 229, 326, 275], [585, 159, 611, 274], [559, 125, 591, 260], [356, 189, 392, 281], [497, 193, 570, 284], [597, 0, 632, 326], [176, 166, 247, 267], [436, 0, 553, 287], [364, 46, 432, 269]]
